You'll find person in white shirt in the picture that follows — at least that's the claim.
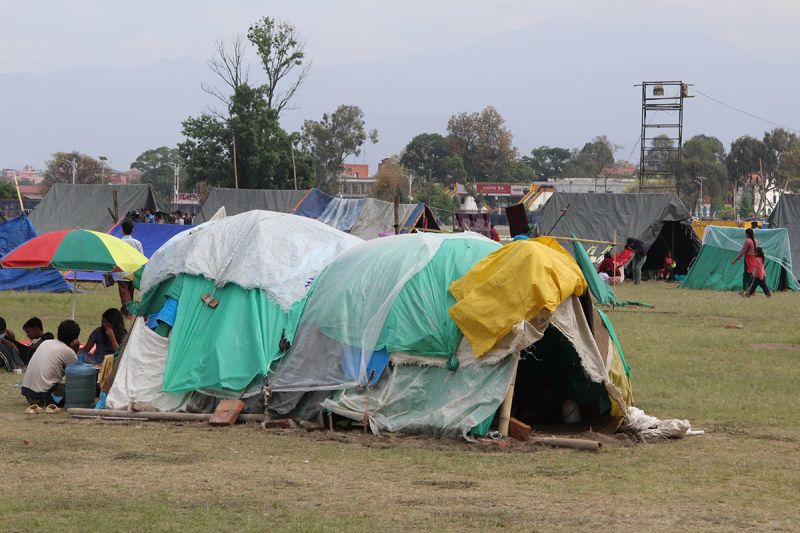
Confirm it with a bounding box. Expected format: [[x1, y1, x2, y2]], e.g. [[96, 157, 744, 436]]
[[117, 219, 144, 318], [21, 320, 81, 406]]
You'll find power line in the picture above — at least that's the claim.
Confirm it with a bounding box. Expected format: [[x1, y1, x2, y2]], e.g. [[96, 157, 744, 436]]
[[694, 87, 800, 135]]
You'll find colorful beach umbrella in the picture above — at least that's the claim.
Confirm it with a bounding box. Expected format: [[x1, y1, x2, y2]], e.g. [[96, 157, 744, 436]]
[[1, 229, 147, 272], [1, 229, 148, 319]]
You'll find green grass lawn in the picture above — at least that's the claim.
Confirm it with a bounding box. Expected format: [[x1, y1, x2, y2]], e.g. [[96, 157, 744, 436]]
[[1, 282, 799, 532]]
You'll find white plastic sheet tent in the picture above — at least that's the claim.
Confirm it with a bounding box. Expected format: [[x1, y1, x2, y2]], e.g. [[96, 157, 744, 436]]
[[107, 211, 363, 411]]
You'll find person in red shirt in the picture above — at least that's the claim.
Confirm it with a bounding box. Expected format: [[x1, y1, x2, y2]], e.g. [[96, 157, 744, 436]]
[[597, 252, 623, 285], [490, 224, 501, 242], [732, 228, 759, 292], [745, 247, 771, 297]]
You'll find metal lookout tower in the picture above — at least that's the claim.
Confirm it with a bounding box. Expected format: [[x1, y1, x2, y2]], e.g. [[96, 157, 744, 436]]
[[636, 81, 692, 191]]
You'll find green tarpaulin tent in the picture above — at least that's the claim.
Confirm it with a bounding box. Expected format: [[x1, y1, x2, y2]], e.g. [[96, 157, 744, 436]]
[[681, 226, 797, 292]]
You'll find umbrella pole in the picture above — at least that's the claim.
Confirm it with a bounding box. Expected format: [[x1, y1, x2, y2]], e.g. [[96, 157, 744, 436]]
[[71, 271, 77, 320]]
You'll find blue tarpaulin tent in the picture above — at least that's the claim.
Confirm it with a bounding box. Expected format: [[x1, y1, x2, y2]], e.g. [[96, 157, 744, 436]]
[[0, 215, 73, 292]]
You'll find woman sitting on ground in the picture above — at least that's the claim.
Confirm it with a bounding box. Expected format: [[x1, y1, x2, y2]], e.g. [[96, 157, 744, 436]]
[[82, 308, 127, 366], [597, 252, 624, 285]]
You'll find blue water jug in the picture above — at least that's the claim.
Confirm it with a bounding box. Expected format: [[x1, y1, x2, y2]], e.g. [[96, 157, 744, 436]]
[[65, 356, 98, 409]]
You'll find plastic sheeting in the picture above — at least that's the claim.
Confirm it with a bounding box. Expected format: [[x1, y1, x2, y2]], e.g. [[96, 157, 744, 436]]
[[768, 193, 800, 280], [448, 238, 588, 358], [682, 226, 797, 291], [0, 215, 73, 292], [198, 188, 308, 220], [29, 183, 162, 234], [323, 355, 518, 439], [106, 318, 189, 412], [161, 275, 306, 393], [139, 210, 363, 310], [269, 233, 500, 392], [324, 295, 633, 439]]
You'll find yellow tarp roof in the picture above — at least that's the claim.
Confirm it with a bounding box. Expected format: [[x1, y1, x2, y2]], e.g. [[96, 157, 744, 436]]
[[448, 237, 587, 358]]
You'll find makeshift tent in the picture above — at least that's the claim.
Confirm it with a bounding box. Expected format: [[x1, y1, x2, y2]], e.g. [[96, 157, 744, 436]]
[[535, 192, 700, 275], [293, 188, 441, 239], [76, 222, 192, 282], [569, 236, 651, 307], [269, 235, 642, 440], [0, 215, 73, 292], [768, 193, 800, 281], [198, 188, 308, 221], [681, 226, 797, 292], [106, 211, 362, 411], [29, 184, 163, 234]]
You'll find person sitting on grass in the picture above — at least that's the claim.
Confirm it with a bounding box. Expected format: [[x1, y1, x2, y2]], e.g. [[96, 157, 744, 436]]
[[659, 252, 676, 281], [20, 320, 81, 407], [597, 252, 624, 285], [0, 317, 26, 373], [81, 308, 127, 366], [746, 247, 772, 298]]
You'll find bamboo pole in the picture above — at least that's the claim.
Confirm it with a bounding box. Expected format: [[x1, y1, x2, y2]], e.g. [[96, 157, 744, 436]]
[[549, 235, 619, 246], [13, 176, 24, 212], [532, 436, 602, 451], [497, 354, 520, 436], [68, 408, 266, 423]]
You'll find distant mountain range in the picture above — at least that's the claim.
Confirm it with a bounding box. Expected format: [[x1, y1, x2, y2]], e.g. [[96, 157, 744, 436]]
[[2, 17, 796, 174]]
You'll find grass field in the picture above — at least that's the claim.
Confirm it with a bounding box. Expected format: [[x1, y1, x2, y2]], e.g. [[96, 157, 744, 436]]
[[1, 282, 799, 531]]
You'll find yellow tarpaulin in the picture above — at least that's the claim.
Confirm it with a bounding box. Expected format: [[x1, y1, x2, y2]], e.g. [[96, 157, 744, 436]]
[[449, 238, 588, 358]]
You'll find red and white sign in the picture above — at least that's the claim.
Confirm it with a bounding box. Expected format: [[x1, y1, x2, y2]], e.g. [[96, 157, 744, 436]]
[[455, 183, 529, 197]]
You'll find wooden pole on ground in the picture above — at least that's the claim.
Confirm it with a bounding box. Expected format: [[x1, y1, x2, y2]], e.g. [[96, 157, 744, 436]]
[[532, 436, 602, 451], [497, 354, 520, 436], [68, 408, 266, 423]]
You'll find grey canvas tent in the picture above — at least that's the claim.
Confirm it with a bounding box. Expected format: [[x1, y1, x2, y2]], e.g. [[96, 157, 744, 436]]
[[768, 193, 800, 280], [30, 184, 163, 234], [198, 188, 309, 221], [535, 192, 700, 274]]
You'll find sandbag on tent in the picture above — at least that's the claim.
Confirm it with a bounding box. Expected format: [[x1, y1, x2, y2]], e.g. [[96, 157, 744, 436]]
[[0, 215, 73, 292], [270, 233, 502, 393], [681, 226, 797, 292], [768, 193, 800, 281], [113, 211, 362, 405]]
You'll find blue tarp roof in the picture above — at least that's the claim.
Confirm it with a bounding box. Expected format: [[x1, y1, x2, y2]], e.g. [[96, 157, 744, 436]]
[[0, 215, 73, 292], [76, 222, 192, 281]]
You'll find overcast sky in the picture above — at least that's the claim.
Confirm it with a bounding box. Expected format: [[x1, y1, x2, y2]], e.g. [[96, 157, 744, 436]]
[[1, 0, 799, 171]]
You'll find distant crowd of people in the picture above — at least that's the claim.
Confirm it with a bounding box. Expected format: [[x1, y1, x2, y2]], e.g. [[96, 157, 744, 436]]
[[135, 208, 193, 225]]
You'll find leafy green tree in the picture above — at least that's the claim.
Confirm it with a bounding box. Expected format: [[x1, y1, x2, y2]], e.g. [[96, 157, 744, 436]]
[[414, 180, 458, 223], [400, 133, 452, 182], [43, 152, 109, 185], [521, 146, 572, 180], [564, 136, 617, 178], [180, 85, 313, 189], [0, 180, 17, 199], [680, 135, 729, 209], [726, 135, 766, 187], [371, 158, 405, 202], [247, 17, 310, 114], [301, 104, 378, 190], [130, 147, 185, 199], [446, 106, 518, 181]]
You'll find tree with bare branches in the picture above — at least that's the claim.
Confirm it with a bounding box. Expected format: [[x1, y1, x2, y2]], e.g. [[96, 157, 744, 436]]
[[247, 17, 310, 114]]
